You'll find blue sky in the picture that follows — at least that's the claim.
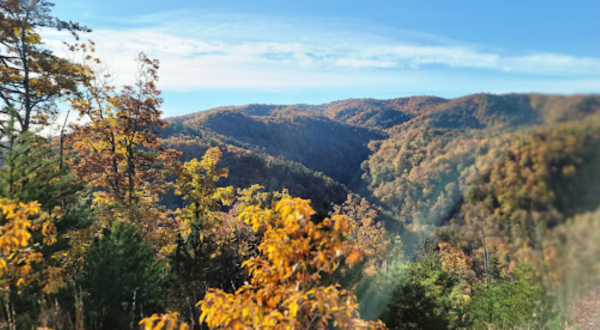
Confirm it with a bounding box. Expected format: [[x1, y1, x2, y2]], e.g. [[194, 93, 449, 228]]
[[49, 0, 600, 117]]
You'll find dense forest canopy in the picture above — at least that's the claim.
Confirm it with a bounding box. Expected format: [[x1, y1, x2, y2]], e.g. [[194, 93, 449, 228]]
[[1, 0, 600, 329], [163, 94, 600, 228]]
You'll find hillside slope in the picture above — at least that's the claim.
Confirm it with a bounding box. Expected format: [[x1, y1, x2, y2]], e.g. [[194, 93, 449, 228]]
[[162, 93, 600, 232]]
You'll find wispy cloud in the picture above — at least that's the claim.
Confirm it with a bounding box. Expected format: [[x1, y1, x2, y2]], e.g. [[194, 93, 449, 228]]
[[43, 11, 600, 95]]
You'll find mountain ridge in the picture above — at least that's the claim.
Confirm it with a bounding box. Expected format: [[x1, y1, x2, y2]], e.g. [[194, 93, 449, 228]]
[[161, 92, 600, 227], [169, 93, 600, 130]]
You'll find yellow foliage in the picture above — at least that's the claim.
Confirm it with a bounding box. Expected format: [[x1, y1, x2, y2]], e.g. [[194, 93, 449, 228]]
[[438, 242, 477, 305], [0, 199, 56, 295], [140, 311, 189, 330], [438, 242, 475, 278], [174, 147, 235, 243], [330, 194, 394, 277], [236, 185, 290, 211], [196, 197, 386, 329], [68, 53, 180, 221], [143, 198, 386, 329], [66, 53, 182, 258]]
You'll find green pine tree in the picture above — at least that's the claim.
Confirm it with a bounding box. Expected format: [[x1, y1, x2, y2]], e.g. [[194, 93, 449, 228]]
[[0, 106, 75, 211], [79, 221, 166, 330]]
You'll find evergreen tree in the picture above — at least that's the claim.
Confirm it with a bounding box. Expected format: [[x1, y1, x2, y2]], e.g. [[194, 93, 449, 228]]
[[382, 248, 470, 330], [0, 106, 74, 211], [466, 263, 549, 329], [79, 221, 165, 330]]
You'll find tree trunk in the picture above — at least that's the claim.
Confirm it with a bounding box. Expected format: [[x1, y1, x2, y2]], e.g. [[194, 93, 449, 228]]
[[479, 218, 490, 283], [20, 26, 31, 133]]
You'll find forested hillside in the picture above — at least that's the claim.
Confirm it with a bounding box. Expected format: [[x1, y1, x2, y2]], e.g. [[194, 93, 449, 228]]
[[163, 93, 600, 228], [160, 93, 600, 329]]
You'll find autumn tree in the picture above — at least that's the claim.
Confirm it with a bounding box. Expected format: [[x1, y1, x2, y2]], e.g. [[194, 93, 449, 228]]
[[0, 0, 92, 133], [141, 312, 189, 330], [197, 198, 386, 329], [174, 147, 234, 238], [0, 106, 82, 306], [143, 198, 386, 329], [69, 52, 180, 225], [0, 1, 96, 307], [235, 184, 290, 212], [330, 194, 394, 277], [168, 147, 248, 327], [0, 198, 56, 330]]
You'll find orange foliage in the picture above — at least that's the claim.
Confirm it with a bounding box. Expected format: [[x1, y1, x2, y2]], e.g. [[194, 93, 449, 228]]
[[67, 53, 181, 256], [68, 53, 180, 219], [0, 198, 57, 329], [197, 198, 386, 329], [142, 198, 386, 329], [0, 199, 56, 290], [140, 311, 189, 330], [331, 194, 393, 276], [438, 242, 476, 279]]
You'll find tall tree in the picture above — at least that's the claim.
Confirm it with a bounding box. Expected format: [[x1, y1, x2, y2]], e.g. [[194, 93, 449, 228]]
[[168, 148, 244, 327], [0, 0, 91, 133], [69, 53, 180, 224]]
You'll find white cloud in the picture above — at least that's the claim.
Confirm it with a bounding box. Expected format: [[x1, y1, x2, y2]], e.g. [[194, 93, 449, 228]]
[[336, 58, 398, 68], [41, 12, 600, 94]]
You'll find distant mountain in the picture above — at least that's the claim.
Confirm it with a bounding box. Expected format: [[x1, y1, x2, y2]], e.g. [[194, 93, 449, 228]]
[[161, 93, 600, 229], [171, 93, 600, 132], [168, 107, 383, 185]]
